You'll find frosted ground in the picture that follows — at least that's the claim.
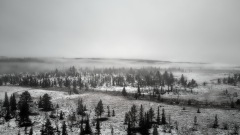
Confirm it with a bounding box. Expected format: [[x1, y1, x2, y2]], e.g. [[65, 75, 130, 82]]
[[0, 86, 240, 135]]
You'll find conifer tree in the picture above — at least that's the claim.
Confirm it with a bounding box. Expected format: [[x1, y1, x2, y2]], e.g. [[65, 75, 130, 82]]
[[137, 84, 141, 97], [29, 127, 33, 135], [44, 119, 54, 135], [62, 121, 67, 135], [127, 120, 131, 135], [3, 92, 9, 108], [112, 109, 115, 117], [10, 94, 17, 112], [77, 99, 85, 115], [107, 106, 110, 117], [124, 112, 129, 124], [95, 100, 104, 118], [130, 104, 137, 127], [84, 116, 92, 134], [95, 119, 101, 135], [60, 111, 64, 120], [79, 122, 84, 135], [41, 93, 52, 111], [153, 126, 159, 135], [213, 114, 219, 128], [139, 104, 144, 127], [149, 107, 154, 122], [197, 108, 201, 113], [5, 106, 11, 121], [157, 94, 161, 102], [122, 86, 127, 96], [19, 98, 32, 127], [157, 106, 160, 125], [162, 108, 166, 125]]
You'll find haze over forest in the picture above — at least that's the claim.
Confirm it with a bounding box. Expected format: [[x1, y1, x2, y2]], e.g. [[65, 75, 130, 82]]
[[1, 0, 240, 65]]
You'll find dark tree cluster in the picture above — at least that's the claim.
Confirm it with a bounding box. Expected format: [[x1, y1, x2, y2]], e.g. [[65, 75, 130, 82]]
[[221, 74, 240, 86], [124, 104, 167, 135]]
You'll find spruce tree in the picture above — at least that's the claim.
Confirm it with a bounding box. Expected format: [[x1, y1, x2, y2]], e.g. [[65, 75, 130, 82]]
[[197, 108, 201, 113], [130, 104, 137, 127], [60, 111, 64, 120], [84, 116, 92, 134], [122, 86, 127, 96], [77, 99, 84, 116], [112, 109, 115, 117], [157, 106, 160, 125], [95, 119, 101, 135], [162, 108, 166, 125], [29, 127, 33, 135], [10, 94, 17, 112], [139, 104, 144, 127], [213, 114, 219, 128], [3, 92, 9, 108], [62, 121, 68, 135], [137, 84, 141, 97], [124, 112, 129, 125], [42, 93, 52, 111], [194, 116, 197, 125], [127, 120, 131, 135], [79, 122, 84, 135], [149, 107, 154, 122], [107, 106, 110, 117], [153, 126, 159, 135], [95, 100, 104, 118], [5, 106, 11, 121], [44, 119, 54, 135], [19, 99, 32, 127]]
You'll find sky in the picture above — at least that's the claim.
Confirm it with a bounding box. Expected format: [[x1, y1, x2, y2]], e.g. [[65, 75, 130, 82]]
[[0, 0, 240, 64]]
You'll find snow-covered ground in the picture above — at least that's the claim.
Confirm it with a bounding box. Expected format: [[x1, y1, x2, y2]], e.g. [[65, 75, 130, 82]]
[[0, 86, 240, 134]]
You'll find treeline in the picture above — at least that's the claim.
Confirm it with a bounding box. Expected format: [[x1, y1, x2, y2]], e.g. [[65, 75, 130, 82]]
[[0, 66, 198, 94], [219, 73, 240, 86]]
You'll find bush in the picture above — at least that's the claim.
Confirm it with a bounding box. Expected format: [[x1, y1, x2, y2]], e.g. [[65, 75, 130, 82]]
[[188, 100, 192, 105], [236, 99, 240, 105], [222, 122, 229, 130]]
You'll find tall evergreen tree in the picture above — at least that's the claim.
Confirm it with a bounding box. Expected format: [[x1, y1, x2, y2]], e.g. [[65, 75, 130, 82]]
[[112, 109, 115, 117], [77, 99, 85, 116], [137, 84, 141, 97], [153, 126, 159, 135], [19, 92, 32, 127], [157, 106, 160, 125], [95, 119, 101, 135], [194, 116, 197, 125], [122, 86, 127, 96], [162, 108, 166, 125], [84, 116, 92, 134], [41, 93, 53, 111], [44, 119, 54, 135], [29, 127, 33, 135], [60, 111, 64, 120], [107, 106, 111, 117], [130, 104, 137, 127], [62, 121, 68, 135], [10, 94, 17, 112], [5, 106, 12, 121], [213, 114, 219, 128], [148, 107, 155, 122], [95, 100, 104, 118], [139, 104, 144, 127], [127, 120, 131, 135], [3, 92, 9, 108]]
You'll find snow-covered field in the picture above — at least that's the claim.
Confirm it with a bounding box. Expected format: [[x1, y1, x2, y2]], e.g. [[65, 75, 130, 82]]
[[0, 86, 240, 134]]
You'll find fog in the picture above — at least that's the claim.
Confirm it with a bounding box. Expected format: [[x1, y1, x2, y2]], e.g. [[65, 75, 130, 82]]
[[0, 0, 240, 64]]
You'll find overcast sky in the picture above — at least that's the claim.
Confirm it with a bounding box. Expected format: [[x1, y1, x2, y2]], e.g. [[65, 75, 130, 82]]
[[0, 0, 240, 64]]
